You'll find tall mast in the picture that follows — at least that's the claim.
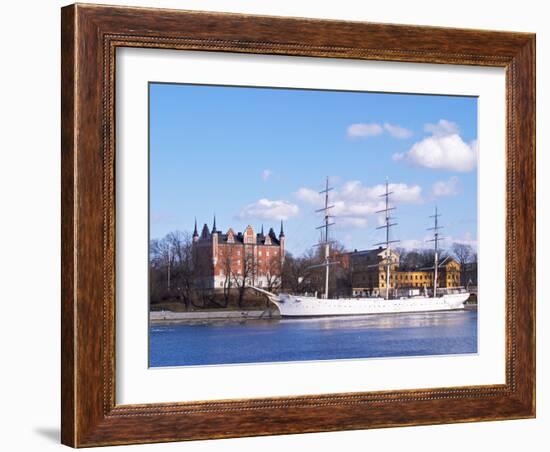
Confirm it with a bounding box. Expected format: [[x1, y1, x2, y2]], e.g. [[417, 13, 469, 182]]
[[315, 177, 335, 299], [427, 206, 444, 298], [374, 179, 399, 299]]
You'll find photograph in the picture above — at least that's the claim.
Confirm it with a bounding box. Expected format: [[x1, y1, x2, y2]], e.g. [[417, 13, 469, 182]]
[[0, 0, 542, 448], [148, 83, 479, 367], [51, 1, 537, 448]]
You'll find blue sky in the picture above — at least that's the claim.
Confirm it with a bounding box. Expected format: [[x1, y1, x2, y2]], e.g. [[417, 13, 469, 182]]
[[149, 83, 478, 256]]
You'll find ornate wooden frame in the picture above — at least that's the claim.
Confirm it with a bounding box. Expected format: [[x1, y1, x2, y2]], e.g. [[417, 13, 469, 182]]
[[61, 3, 535, 447]]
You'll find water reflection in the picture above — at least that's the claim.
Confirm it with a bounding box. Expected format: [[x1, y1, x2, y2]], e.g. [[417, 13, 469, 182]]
[[301, 311, 469, 330]]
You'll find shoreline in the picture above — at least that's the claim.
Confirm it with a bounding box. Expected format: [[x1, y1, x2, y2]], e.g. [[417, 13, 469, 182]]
[[150, 309, 281, 323], [150, 303, 478, 324]]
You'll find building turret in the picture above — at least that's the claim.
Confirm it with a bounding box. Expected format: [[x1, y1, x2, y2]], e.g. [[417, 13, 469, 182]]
[[257, 224, 265, 244], [201, 223, 210, 239], [192, 218, 199, 243], [212, 214, 217, 234]]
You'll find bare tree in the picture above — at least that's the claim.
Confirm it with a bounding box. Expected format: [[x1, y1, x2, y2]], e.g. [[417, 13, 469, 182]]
[[396, 248, 424, 271], [232, 247, 257, 308], [301, 240, 351, 298], [165, 231, 195, 310], [452, 243, 473, 265], [280, 252, 311, 294], [281, 244, 351, 297], [452, 242, 474, 286], [149, 231, 198, 310], [149, 236, 174, 302], [395, 247, 450, 272], [265, 255, 282, 293], [218, 247, 235, 308]]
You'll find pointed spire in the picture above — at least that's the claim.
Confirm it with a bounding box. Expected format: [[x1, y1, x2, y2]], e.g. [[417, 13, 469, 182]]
[[212, 214, 217, 233], [261, 224, 264, 237], [279, 219, 285, 237], [193, 218, 198, 237]]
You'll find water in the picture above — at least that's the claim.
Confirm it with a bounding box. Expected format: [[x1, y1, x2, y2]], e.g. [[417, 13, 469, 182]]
[[149, 308, 477, 367]]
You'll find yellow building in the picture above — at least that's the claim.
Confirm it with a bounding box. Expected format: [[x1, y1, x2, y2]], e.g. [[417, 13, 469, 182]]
[[349, 247, 461, 297]]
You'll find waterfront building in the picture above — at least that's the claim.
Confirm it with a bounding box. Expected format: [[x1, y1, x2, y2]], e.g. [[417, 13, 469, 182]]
[[192, 217, 285, 291], [349, 247, 461, 297]]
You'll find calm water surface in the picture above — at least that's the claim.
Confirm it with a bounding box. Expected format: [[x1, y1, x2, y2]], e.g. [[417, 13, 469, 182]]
[[149, 308, 477, 367]]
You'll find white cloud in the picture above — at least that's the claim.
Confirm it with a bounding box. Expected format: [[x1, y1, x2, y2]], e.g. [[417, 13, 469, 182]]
[[238, 199, 299, 221], [338, 180, 422, 204], [295, 180, 422, 228], [384, 123, 413, 139], [295, 187, 323, 205], [424, 119, 460, 137], [395, 120, 477, 172], [347, 122, 412, 140], [347, 123, 383, 138], [432, 176, 460, 197], [261, 169, 272, 181], [407, 135, 476, 171]]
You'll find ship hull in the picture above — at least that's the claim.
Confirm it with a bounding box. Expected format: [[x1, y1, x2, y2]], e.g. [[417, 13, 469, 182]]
[[269, 293, 470, 317]]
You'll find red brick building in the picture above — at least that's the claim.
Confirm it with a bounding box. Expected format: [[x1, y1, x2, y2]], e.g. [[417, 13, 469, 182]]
[[192, 217, 285, 292]]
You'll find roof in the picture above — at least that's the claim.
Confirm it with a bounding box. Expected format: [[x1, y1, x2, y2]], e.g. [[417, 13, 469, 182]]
[[201, 231, 280, 246]]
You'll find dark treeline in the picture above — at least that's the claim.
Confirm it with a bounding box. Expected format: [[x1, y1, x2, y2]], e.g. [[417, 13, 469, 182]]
[[395, 243, 477, 270], [280, 241, 352, 299], [395, 242, 478, 287], [149, 230, 477, 310], [150, 231, 196, 309]]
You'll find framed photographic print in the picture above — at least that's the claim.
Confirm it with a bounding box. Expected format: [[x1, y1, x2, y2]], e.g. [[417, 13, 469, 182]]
[[61, 3, 535, 447]]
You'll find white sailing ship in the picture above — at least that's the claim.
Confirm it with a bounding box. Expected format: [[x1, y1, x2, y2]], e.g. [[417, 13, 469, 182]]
[[251, 178, 470, 317]]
